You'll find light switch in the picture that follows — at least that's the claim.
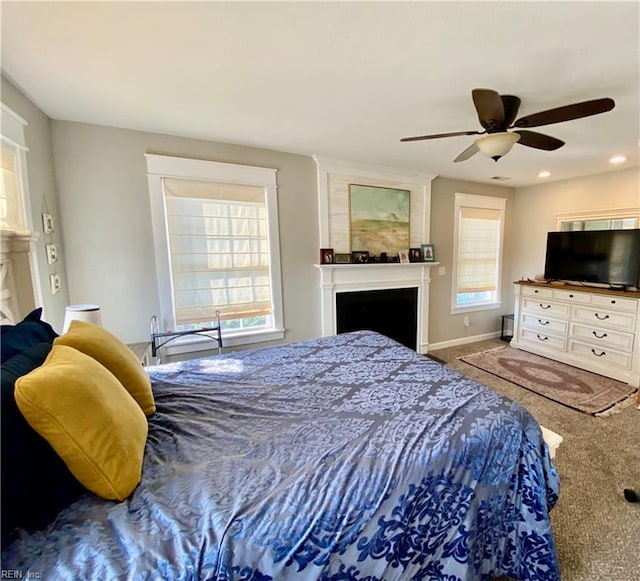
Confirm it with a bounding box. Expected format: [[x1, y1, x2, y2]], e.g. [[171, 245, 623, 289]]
[[438, 266, 446, 276]]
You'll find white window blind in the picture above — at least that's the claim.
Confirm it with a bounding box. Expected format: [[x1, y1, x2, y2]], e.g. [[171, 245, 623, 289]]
[[456, 207, 502, 293], [162, 178, 271, 327]]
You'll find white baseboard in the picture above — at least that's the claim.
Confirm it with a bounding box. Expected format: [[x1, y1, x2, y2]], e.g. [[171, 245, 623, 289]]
[[427, 331, 502, 352]]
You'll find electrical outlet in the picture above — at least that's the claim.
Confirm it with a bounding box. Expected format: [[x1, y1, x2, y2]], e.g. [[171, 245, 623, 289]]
[[438, 266, 446, 276], [463, 316, 470, 328]]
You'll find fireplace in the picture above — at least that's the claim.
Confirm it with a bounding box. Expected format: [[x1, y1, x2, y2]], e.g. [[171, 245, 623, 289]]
[[312, 156, 437, 353], [315, 263, 437, 353], [336, 287, 418, 349]]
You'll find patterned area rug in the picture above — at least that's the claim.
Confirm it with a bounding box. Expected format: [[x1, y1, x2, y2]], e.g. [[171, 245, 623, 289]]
[[460, 346, 637, 415]]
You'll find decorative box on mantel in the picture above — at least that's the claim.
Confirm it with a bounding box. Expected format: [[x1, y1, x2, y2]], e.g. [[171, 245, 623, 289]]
[[315, 262, 439, 354]]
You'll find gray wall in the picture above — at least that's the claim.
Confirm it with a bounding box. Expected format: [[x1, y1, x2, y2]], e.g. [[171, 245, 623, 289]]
[[49, 121, 319, 344], [513, 167, 640, 280], [428, 177, 516, 346], [1, 75, 70, 331]]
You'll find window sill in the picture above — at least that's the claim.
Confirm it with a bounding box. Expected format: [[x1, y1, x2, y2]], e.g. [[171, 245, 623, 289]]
[[451, 302, 502, 315], [162, 327, 285, 358]]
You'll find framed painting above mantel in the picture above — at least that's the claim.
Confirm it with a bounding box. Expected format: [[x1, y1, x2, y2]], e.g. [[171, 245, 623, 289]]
[[349, 184, 410, 257]]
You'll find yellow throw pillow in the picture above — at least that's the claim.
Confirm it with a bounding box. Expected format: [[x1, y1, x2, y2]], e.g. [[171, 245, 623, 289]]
[[14, 345, 148, 501], [55, 320, 155, 415]]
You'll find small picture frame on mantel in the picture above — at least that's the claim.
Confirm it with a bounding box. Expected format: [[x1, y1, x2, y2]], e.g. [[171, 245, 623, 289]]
[[351, 250, 369, 264], [320, 248, 335, 264], [335, 253, 351, 264], [409, 248, 422, 262], [421, 243, 436, 262]]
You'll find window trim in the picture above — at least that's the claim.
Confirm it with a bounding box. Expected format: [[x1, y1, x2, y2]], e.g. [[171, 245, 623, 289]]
[[146, 154, 284, 351], [451, 193, 506, 315]]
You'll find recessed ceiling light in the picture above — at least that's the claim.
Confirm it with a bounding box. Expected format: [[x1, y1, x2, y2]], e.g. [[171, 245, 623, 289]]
[[610, 155, 627, 164], [538, 170, 551, 178]]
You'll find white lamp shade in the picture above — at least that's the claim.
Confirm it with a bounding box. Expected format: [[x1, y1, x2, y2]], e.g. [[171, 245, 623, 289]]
[[475, 132, 520, 160], [63, 304, 102, 333]]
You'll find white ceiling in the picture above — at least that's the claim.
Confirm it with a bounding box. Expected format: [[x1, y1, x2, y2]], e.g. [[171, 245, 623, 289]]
[[2, 1, 639, 187]]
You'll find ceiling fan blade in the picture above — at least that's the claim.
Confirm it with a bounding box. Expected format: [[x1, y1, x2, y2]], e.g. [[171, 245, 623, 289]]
[[453, 142, 479, 163], [514, 130, 565, 150], [513, 98, 615, 129], [472, 88, 505, 130], [501, 95, 521, 127], [400, 130, 481, 142]]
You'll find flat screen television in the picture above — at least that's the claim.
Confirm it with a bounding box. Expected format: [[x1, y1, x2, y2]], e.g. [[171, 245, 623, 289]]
[[544, 229, 640, 288]]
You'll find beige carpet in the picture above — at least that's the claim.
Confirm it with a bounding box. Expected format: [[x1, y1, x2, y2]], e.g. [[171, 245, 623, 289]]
[[459, 346, 637, 415], [431, 338, 640, 581]]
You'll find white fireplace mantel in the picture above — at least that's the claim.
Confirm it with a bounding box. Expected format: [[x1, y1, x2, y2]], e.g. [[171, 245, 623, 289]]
[[315, 262, 439, 353]]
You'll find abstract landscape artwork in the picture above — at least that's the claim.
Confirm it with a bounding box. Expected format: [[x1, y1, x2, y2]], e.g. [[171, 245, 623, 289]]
[[349, 184, 410, 256]]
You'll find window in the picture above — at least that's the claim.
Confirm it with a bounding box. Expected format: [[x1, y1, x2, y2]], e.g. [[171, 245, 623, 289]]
[[556, 209, 639, 232], [1, 104, 30, 232], [1, 141, 23, 229], [452, 193, 506, 313], [146, 154, 284, 350]]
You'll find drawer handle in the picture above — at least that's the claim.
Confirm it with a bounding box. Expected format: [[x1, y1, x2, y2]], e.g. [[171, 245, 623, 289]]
[[536, 334, 549, 341], [591, 349, 606, 357], [540, 304, 551, 310], [592, 331, 608, 339], [538, 319, 550, 326], [594, 313, 610, 320], [534, 289, 539, 293], [569, 294, 574, 298], [611, 300, 616, 304]]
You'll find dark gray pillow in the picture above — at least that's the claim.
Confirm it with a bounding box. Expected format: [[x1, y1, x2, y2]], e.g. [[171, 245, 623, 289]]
[[1, 308, 58, 363]]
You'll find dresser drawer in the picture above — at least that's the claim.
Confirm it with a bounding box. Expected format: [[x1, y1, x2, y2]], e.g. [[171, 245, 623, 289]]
[[522, 285, 554, 299], [591, 294, 638, 313], [571, 305, 637, 332], [568, 340, 632, 371], [552, 289, 591, 304], [519, 328, 567, 350], [569, 322, 635, 353], [523, 297, 570, 318], [521, 312, 568, 336]]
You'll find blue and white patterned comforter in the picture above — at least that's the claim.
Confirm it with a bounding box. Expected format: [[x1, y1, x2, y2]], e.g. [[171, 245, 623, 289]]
[[2, 331, 559, 580]]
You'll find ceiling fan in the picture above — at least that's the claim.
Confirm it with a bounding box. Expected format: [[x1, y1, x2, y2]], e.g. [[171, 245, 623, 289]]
[[401, 88, 615, 162]]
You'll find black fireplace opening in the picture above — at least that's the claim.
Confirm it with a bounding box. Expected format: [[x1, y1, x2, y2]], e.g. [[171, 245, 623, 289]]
[[336, 287, 418, 350]]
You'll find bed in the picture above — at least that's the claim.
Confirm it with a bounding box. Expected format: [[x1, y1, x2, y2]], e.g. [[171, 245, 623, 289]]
[[2, 330, 560, 580]]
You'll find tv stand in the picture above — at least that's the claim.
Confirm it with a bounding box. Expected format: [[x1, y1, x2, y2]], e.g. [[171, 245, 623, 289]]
[[511, 281, 640, 388]]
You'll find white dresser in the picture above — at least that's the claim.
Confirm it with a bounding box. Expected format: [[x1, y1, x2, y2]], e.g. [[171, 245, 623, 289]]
[[511, 282, 640, 387]]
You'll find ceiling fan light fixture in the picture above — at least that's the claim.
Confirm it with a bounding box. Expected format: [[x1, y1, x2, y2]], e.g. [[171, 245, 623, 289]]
[[402, 89, 615, 165], [475, 132, 521, 161]]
